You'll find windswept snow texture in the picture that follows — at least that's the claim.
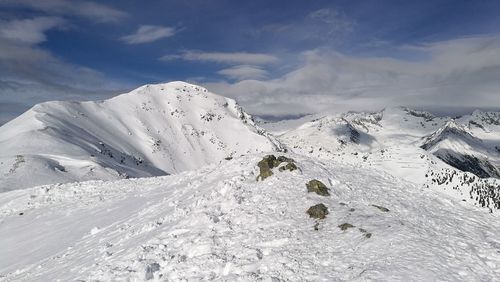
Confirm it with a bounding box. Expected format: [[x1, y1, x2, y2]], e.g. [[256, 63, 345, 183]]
[[0, 81, 282, 191], [263, 107, 500, 211], [1, 154, 499, 281]]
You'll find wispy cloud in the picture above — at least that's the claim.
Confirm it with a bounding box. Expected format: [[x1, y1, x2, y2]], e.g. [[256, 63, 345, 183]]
[[0, 0, 126, 23], [0, 17, 65, 45], [122, 25, 177, 44], [307, 8, 355, 37], [217, 65, 268, 80], [160, 51, 278, 65], [247, 7, 355, 44]]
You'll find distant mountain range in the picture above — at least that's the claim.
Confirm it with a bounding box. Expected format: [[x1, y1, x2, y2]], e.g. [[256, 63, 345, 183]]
[[262, 106, 500, 211]]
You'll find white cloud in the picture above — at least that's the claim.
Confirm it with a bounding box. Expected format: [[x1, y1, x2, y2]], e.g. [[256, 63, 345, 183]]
[[0, 0, 126, 23], [204, 36, 500, 117], [218, 65, 268, 80], [0, 17, 64, 45], [122, 25, 176, 44], [161, 51, 278, 65]]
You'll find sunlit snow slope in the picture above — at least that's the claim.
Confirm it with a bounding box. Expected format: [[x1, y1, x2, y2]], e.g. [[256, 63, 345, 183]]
[[0, 81, 282, 191], [1, 154, 499, 281]]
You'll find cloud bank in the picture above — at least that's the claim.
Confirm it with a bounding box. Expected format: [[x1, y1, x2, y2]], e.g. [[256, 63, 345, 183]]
[[204, 36, 500, 117]]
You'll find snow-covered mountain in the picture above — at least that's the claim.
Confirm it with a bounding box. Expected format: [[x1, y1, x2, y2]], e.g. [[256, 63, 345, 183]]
[[1, 154, 499, 281], [0, 81, 283, 192], [1, 83, 500, 280], [262, 107, 500, 211]]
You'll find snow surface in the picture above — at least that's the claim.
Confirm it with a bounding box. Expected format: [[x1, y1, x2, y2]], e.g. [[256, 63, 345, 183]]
[[0, 81, 282, 192], [1, 154, 500, 281]]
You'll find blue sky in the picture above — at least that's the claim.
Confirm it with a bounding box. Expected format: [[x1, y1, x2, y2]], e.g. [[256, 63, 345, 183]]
[[1, 0, 500, 123]]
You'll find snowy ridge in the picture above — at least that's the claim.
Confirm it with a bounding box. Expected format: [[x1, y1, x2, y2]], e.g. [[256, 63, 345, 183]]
[[0, 81, 283, 191], [421, 120, 500, 178], [1, 154, 499, 281], [421, 120, 480, 151]]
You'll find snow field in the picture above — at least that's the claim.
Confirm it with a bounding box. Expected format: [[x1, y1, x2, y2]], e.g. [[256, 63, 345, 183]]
[[1, 154, 499, 281]]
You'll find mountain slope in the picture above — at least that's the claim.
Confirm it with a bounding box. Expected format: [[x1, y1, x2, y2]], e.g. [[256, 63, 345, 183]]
[[0, 81, 283, 191], [421, 120, 500, 178], [1, 154, 499, 281]]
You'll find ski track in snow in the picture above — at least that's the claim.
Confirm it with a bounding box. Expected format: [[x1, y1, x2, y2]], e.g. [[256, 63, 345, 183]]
[[1, 154, 499, 281]]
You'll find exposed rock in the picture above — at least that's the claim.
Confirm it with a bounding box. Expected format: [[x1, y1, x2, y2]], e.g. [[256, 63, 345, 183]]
[[358, 228, 372, 238], [277, 156, 295, 163], [257, 155, 297, 180], [371, 204, 390, 212], [306, 203, 329, 219], [145, 262, 160, 280], [338, 223, 355, 231], [306, 179, 330, 196], [279, 162, 298, 172], [256, 155, 278, 181]]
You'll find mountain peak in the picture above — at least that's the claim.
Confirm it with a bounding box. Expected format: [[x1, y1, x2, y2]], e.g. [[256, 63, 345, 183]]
[[0, 81, 283, 191], [133, 81, 208, 95], [421, 120, 476, 150]]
